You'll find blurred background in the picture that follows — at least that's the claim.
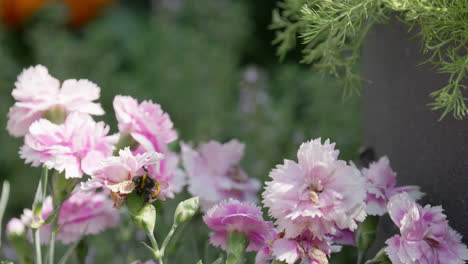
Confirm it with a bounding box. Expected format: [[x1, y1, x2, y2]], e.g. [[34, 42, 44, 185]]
[[0, 0, 360, 262]]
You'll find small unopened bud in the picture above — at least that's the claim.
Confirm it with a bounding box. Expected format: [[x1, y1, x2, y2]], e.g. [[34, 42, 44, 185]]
[[174, 197, 199, 225], [127, 192, 156, 233], [6, 218, 25, 237]]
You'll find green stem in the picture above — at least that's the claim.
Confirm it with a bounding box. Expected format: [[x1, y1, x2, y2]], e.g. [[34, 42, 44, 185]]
[[146, 231, 163, 264], [148, 231, 160, 252], [357, 249, 366, 264], [0, 181, 10, 251], [48, 203, 62, 264], [159, 223, 178, 257], [34, 229, 42, 264]]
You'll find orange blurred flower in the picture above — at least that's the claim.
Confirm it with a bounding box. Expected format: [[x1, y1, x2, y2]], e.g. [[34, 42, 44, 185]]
[[64, 0, 113, 27], [0, 0, 114, 28], [0, 0, 48, 28]]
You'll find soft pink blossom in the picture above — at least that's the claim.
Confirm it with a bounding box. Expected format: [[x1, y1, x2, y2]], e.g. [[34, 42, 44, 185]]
[[19, 113, 118, 178], [113, 95, 177, 153], [82, 147, 163, 207], [113, 95, 184, 198], [181, 140, 261, 211], [7, 65, 104, 137], [270, 230, 331, 264], [362, 156, 423, 216], [263, 138, 367, 239], [385, 193, 468, 264], [203, 199, 276, 252], [6, 218, 25, 236], [21, 191, 119, 244]]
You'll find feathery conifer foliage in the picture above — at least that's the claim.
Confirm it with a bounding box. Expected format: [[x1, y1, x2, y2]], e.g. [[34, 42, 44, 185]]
[[271, 0, 468, 120]]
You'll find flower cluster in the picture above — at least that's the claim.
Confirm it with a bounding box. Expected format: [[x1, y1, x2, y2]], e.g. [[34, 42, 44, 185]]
[[6, 65, 187, 245], [5, 65, 468, 264]]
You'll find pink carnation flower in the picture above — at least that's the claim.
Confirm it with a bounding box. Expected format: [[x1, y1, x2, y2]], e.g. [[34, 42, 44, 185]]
[[21, 191, 119, 244], [113, 95, 177, 153], [363, 156, 424, 216], [270, 231, 331, 264], [181, 140, 261, 211], [385, 193, 468, 264], [203, 199, 276, 252], [20, 113, 118, 178], [263, 138, 367, 239], [82, 147, 163, 207], [7, 65, 104, 137], [113, 95, 184, 198]]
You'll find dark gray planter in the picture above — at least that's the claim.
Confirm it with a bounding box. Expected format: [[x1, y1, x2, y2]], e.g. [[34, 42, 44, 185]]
[[362, 17, 468, 251]]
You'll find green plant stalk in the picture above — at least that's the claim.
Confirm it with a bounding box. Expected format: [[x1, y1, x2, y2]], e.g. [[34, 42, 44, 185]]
[[34, 229, 42, 264], [48, 203, 62, 264], [145, 231, 163, 264], [0, 181, 11, 251], [32, 167, 49, 264], [158, 223, 178, 259], [357, 249, 366, 264]]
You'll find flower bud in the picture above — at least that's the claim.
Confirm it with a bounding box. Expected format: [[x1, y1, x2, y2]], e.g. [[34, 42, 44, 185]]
[[127, 192, 156, 233], [6, 218, 25, 238], [174, 197, 199, 225]]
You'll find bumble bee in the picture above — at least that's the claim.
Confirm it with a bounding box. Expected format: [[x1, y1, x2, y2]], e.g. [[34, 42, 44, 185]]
[[132, 167, 168, 204]]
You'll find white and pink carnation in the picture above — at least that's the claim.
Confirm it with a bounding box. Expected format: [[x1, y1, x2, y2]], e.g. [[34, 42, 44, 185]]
[[7, 65, 104, 137], [363, 156, 423, 216], [203, 199, 276, 252], [181, 140, 261, 211], [113, 95, 177, 153], [20, 113, 118, 179], [113, 95, 185, 199], [263, 138, 367, 239], [82, 147, 163, 207], [21, 191, 119, 244], [385, 193, 468, 264]]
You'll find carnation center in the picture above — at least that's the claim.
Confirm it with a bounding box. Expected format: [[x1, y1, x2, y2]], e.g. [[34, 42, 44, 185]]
[[424, 237, 440, 248], [307, 184, 323, 204], [308, 245, 328, 264], [226, 167, 248, 183]]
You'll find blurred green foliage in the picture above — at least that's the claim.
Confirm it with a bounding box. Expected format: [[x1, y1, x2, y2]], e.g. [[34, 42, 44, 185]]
[[0, 0, 360, 263]]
